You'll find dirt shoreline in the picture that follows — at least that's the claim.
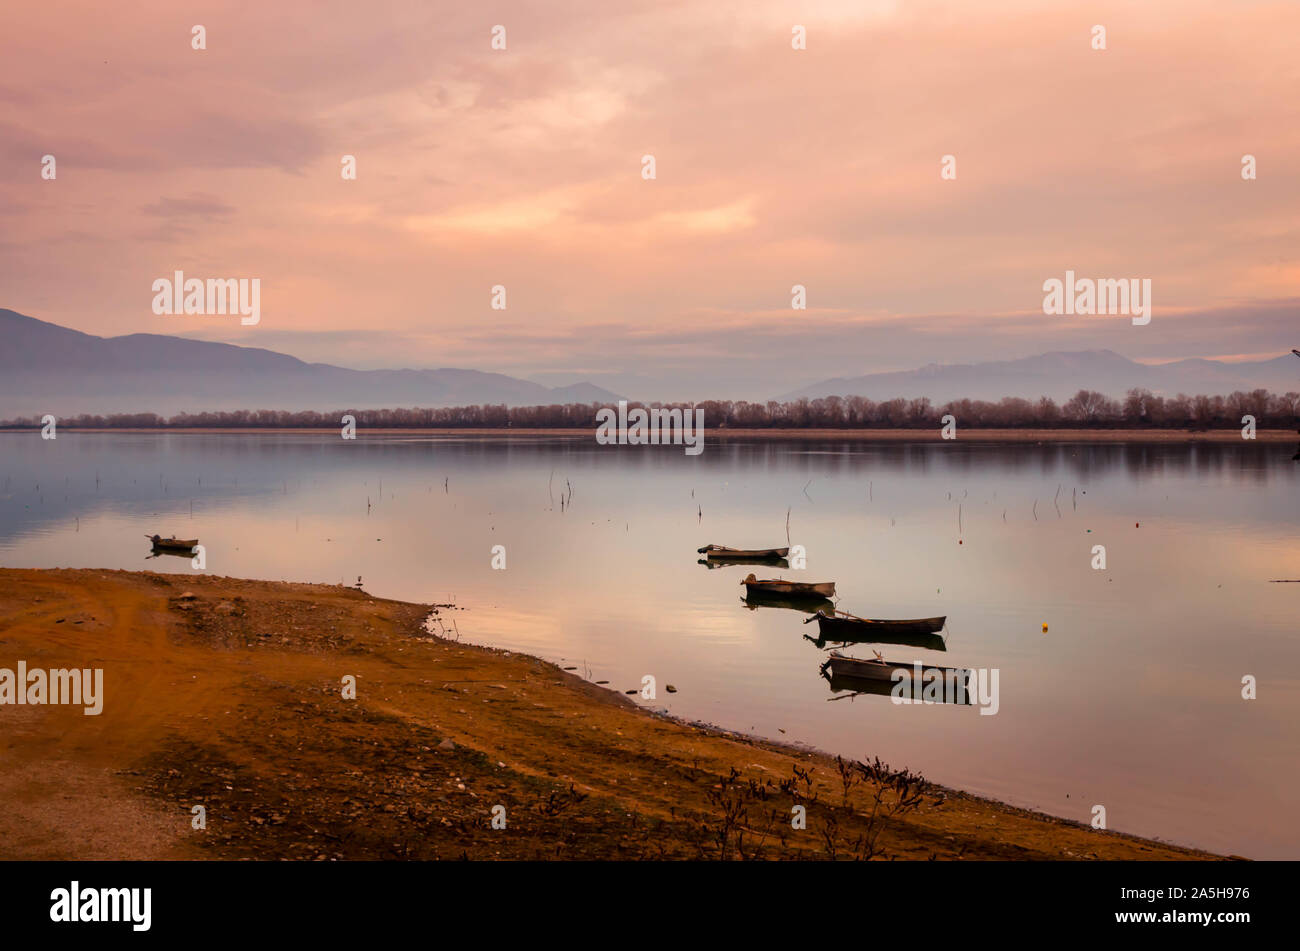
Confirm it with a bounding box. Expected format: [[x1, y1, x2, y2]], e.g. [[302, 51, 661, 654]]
[[0, 568, 1223, 860], [0, 426, 1294, 443]]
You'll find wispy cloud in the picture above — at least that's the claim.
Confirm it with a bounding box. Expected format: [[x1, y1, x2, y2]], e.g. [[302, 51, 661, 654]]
[[1, 0, 1297, 395]]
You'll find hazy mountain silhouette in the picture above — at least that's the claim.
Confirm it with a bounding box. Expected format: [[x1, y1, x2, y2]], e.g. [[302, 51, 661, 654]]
[[780, 350, 1299, 403], [6, 309, 1295, 416], [0, 309, 623, 415]]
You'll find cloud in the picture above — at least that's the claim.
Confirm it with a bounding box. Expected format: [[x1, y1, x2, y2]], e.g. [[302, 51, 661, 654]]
[[2, 0, 1298, 395], [140, 195, 236, 219]]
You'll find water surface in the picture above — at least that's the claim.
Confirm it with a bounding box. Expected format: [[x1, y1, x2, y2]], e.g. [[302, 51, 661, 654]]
[[1, 433, 1296, 857]]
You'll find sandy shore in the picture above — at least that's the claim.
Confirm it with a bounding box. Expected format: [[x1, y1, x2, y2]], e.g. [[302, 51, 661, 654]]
[[0, 427, 1294, 442], [0, 568, 1222, 861]]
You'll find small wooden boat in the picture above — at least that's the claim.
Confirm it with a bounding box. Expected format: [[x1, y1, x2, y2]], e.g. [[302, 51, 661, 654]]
[[698, 544, 790, 560], [805, 609, 945, 639], [148, 534, 198, 552], [740, 574, 835, 599]]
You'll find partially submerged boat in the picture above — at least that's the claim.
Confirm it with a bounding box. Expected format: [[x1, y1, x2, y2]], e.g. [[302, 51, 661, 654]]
[[698, 544, 790, 561], [148, 534, 198, 553], [740, 574, 835, 599], [805, 609, 945, 639]]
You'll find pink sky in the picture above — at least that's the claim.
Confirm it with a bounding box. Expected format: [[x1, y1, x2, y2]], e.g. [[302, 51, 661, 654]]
[[2, 0, 1298, 398]]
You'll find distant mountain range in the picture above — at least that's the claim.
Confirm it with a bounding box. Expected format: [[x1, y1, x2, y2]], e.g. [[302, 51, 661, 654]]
[[780, 350, 1300, 404], [0, 309, 622, 416], [4, 309, 1297, 418]]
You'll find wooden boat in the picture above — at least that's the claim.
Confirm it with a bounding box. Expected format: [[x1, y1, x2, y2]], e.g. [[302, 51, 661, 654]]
[[148, 534, 198, 552], [698, 544, 790, 560], [742, 592, 834, 615], [740, 574, 835, 599], [805, 609, 945, 639], [820, 653, 970, 693]]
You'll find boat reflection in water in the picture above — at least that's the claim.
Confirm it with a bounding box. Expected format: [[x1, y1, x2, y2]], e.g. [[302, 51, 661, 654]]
[[823, 672, 903, 699], [147, 547, 195, 561], [742, 592, 834, 615], [804, 627, 947, 651], [699, 556, 790, 570], [821, 655, 973, 705]]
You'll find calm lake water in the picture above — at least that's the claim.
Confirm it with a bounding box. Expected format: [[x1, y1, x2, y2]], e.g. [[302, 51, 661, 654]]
[[1, 432, 1296, 858]]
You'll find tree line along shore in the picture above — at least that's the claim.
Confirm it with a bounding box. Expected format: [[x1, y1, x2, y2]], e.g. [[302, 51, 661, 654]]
[[1, 387, 1298, 431]]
